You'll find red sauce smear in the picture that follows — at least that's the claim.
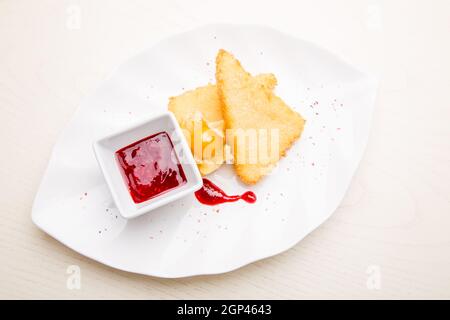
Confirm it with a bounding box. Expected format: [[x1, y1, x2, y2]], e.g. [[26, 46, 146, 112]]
[[115, 132, 187, 204], [195, 178, 256, 205]]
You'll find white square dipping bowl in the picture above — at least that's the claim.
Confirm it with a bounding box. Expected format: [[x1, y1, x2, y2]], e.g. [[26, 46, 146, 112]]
[[93, 112, 202, 219]]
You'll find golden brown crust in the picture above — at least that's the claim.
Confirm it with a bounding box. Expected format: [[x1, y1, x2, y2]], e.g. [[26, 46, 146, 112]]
[[216, 49, 305, 185], [168, 72, 279, 177]]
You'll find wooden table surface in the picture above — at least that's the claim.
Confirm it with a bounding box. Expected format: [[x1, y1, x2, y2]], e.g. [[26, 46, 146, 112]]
[[1, 0, 449, 299]]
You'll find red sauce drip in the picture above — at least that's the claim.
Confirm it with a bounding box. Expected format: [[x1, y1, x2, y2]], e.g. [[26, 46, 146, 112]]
[[115, 132, 187, 204], [195, 178, 256, 205]]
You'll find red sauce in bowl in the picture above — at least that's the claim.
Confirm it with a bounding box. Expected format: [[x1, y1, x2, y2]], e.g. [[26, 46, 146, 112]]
[[115, 132, 187, 204]]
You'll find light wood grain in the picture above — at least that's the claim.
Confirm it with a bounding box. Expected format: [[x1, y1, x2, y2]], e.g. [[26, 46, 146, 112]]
[[0, 0, 449, 299]]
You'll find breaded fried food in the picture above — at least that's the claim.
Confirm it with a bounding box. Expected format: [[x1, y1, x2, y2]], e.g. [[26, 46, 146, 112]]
[[168, 73, 276, 176], [216, 49, 305, 184], [169, 84, 224, 175]]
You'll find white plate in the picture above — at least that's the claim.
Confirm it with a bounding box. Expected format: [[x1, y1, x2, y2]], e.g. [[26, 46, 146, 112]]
[[32, 24, 377, 278]]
